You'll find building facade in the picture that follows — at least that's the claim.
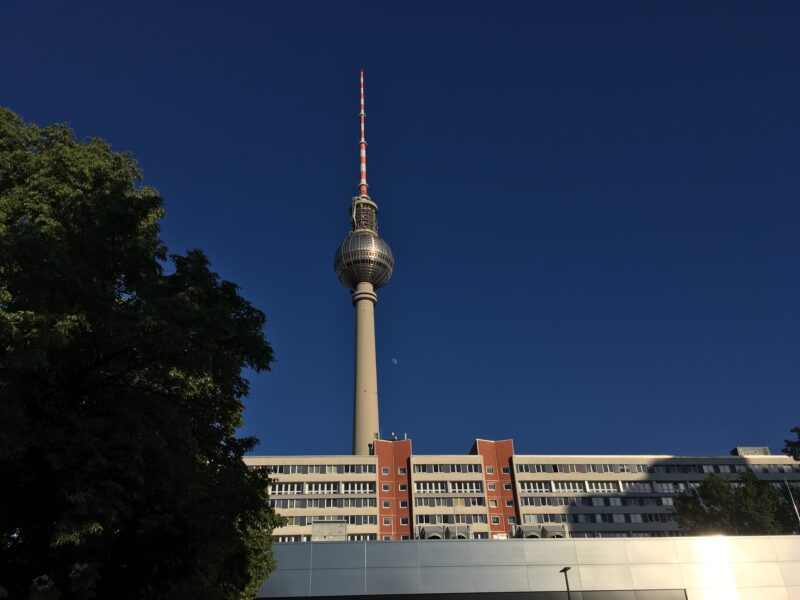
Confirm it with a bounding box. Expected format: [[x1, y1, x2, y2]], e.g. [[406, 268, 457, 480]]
[[245, 439, 800, 543]]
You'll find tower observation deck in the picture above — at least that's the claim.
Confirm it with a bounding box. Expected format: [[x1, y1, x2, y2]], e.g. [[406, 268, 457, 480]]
[[334, 71, 394, 455]]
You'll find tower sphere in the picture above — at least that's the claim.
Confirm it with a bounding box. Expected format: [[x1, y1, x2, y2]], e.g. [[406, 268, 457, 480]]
[[334, 229, 394, 290]]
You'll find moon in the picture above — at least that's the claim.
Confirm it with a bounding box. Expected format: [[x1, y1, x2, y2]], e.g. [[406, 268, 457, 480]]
[[391, 358, 398, 365]]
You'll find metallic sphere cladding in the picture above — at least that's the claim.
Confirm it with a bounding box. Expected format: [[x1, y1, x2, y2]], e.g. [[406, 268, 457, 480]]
[[334, 230, 394, 290]]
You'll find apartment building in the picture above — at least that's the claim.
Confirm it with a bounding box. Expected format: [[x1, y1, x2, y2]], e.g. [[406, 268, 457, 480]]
[[244, 439, 800, 542]]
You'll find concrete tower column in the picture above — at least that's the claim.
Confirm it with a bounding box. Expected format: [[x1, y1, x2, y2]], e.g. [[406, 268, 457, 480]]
[[352, 281, 379, 455], [334, 71, 394, 456]]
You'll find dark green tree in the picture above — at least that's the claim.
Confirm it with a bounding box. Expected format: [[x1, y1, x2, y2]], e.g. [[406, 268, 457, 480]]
[[674, 472, 795, 535], [785, 427, 800, 461], [0, 108, 281, 599]]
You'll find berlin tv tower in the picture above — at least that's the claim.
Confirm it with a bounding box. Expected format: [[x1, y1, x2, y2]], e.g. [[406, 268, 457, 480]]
[[334, 71, 394, 455]]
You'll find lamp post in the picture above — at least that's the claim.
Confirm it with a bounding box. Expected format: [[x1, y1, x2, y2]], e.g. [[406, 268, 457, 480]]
[[559, 566, 572, 600]]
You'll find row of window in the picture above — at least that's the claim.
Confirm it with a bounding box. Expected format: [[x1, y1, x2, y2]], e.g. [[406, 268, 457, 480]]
[[271, 482, 414, 495], [261, 464, 376, 474], [570, 531, 686, 538], [282, 515, 378, 526], [519, 481, 688, 494], [416, 514, 488, 525], [415, 481, 484, 493], [270, 482, 377, 495], [381, 467, 407, 475], [271, 477, 797, 498], [517, 464, 647, 474], [273, 534, 379, 543], [269, 498, 378, 509], [260, 462, 799, 477], [413, 463, 483, 473], [521, 495, 673, 507], [754, 464, 800, 474], [414, 496, 486, 507], [516, 463, 800, 474], [488, 499, 514, 508], [273, 530, 690, 543], [485, 466, 511, 475], [523, 513, 676, 524]]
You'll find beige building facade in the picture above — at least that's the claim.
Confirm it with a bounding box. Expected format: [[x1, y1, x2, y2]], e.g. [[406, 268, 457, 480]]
[[245, 439, 800, 543]]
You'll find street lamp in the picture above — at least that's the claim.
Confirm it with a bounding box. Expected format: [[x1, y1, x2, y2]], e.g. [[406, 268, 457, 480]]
[[559, 566, 572, 600]]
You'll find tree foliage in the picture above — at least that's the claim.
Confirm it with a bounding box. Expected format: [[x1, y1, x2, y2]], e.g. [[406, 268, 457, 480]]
[[0, 108, 281, 599], [673, 472, 795, 536], [785, 427, 800, 462]]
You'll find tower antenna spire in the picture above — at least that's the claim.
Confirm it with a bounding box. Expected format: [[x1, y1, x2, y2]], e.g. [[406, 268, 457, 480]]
[[359, 69, 368, 196]]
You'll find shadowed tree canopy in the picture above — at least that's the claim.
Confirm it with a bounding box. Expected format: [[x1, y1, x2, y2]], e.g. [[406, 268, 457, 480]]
[[785, 427, 800, 462], [0, 108, 281, 599], [673, 472, 796, 536]]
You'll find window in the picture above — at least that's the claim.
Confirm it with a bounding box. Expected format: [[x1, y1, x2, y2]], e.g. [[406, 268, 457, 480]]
[[399, 484, 408, 491], [488, 483, 496, 491], [382, 501, 390, 508], [585, 481, 616, 493], [270, 483, 303, 495], [507, 516, 516, 525], [653, 482, 678, 493], [520, 481, 551, 493], [383, 518, 391, 526], [553, 481, 585, 493], [621, 481, 652, 493], [398, 467, 406, 475], [382, 484, 390, 492], [414, 481, 447, 493], [307, 482, 340, 494], [524, 514, 567, 524], [401, 535, 410, 540], [489, 499, 498, 508], [486, 466, 495, 474], [516, 463, 550, 473], [450, 481, 483, 493], [342, 482, 376, 494], [399, 500, 408, 508], [503, 483, 512, 490], [505, 499, 514, 507], [382, 467, 389, 475], [400, 518, 408, 525], [491, 516, 500, 525], [501, 467, 510, 474], [383, 535, 391, 541]]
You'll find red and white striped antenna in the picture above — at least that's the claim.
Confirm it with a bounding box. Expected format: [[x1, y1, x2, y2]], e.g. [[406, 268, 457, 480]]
[[359, 69, 368, 196]]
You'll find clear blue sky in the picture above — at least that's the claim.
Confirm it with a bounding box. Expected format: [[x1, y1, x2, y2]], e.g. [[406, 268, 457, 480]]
[[3, 1, 798, 457]]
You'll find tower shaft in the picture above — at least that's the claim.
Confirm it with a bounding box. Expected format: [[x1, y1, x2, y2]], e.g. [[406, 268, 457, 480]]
[[352, 282, 379, 455], [334, 71, 394, 455]]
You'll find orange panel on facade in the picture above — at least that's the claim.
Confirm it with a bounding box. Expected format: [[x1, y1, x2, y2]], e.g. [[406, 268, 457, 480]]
[[472, 439, 517, 538], [374, 439, 413, 540]]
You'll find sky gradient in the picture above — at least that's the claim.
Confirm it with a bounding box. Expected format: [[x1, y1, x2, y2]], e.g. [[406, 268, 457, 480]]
[[3, 1, 799, 457]]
